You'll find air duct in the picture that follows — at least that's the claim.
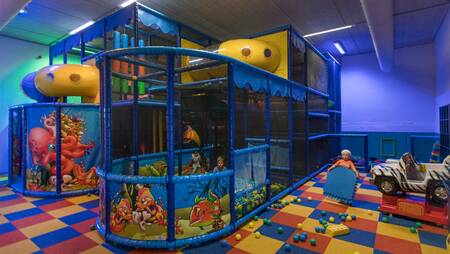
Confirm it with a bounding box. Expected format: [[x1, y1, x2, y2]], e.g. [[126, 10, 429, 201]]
[[360, 0, 394, 72], [0, 0, 31, 31]]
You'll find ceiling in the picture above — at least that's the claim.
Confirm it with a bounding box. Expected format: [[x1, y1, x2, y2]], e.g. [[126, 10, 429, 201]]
[[1, 0, 449, 56]]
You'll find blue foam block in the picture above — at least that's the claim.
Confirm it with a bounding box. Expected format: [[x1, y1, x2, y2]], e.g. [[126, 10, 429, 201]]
[[323, 167, 357, 205]]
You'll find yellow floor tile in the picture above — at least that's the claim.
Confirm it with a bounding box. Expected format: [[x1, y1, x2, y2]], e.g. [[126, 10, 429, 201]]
[[0, 190, 15, 197], [234, 234, 284, 253], [280, 195, 298, 201], [241, 219, 264, 232], [345, 207, 380, 221], [299, 218, 334, 235], [280, 203, 314, 217], [0, 214, 8, 224], [305, 186, 323, 194], [356, 188, 382, 197], [22, 196, 42, 202], [0, 202, 35, 215], [324, 238, 373, 254], [66, 195, 99, 205], [20, 219, 67, 238], [304, 181, 315, 187], [376, 222, 420, 242], [84, 231, 106, 244], [80, 245, 112, 254], [48, 204, 85, 218], [420, 244, 448, 254], [0, 239, 39, 253]]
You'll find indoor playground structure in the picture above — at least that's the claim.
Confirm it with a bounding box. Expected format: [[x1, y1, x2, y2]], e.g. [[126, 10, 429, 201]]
[[7, 1, 448, 252], [27, 2, 341, 249]]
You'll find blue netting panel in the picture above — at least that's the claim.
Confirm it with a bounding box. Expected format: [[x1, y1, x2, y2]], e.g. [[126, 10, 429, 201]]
[[234, 146, 267, 194]]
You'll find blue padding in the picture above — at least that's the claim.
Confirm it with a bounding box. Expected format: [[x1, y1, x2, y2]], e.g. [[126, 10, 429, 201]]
[[64, 33, 81, 52], [138, 9, 178, 35], [233, 65, 268, 92], [292, 84, 306, 101], [270, 77, 289, 97], [97, 168, 168, 184], [106, 5, 133, 31], [234, 144, 269, 155], [323, 166, 357, 204], [173, 170, 233, 183], [50, 40, 65, 58], [83, 20, 104, 43]]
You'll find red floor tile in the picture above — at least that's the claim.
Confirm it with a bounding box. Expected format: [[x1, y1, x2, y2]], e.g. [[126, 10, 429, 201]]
[[0, 196, 27, 207], [300, 191, 324, 201], [225, 228, 252, 246], [342, 217, 378, 233], [71, 217, 97, 234], [270, 211, 306, 227], [420, 224, 448, 235], [0, 230, 27, 247], [374, 234, 421, 254], [227, 248, 252, 254], [40, 200, 73, 212], [11, 213, 54, 228], [286, 231, 331, 253], [316, 200, 348, 214], [354, 193, 381, 203], [42, 235, 97, 254]]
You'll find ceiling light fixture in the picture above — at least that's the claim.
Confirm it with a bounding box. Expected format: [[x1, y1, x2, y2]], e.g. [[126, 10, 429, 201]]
[[303, 25, 353, 38], [69, 20, 94, 35], [19, 9, 27, 14], [333, 41, 346, 55], [119, 0, 136, 8]]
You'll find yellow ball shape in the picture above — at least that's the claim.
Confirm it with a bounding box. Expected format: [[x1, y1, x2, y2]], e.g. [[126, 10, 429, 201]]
[[367, 210, 373, 216], [255, 232, 261, 238], [235, 234, 242, 241], [297, 223, 303, 230], [329, 217, 335, 223], [248, 222, 255, 228], [346, 215, 352, 222]]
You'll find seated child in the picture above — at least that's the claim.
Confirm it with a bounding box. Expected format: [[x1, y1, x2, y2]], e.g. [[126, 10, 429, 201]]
[[328, 149, 359, 177]]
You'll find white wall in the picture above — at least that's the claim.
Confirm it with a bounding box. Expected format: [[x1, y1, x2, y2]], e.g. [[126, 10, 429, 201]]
[[435, 10, 450, 132], [0, 36, 49, 173], [341, 43, 436, 132]]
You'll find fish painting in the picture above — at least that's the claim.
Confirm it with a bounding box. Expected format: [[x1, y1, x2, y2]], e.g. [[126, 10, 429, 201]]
[[189, 190, 223, 230]]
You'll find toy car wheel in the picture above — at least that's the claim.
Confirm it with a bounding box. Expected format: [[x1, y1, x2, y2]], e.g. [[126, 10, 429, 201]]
[[375, 176, 399, 195], [428, 181, 448, 205]]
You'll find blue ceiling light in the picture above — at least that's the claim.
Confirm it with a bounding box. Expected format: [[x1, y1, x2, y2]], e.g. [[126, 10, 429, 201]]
[[333, 41, 346, 55], [19, 9, 27, 14]]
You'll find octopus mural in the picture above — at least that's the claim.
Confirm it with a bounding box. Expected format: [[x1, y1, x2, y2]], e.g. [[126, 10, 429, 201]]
[[26, 111, 98, 191]]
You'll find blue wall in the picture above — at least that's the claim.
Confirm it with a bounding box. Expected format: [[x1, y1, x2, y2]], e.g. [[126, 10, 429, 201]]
[[341, 132, 438, 163]]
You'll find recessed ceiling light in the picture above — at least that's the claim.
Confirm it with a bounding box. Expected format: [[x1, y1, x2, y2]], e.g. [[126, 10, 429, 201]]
[[119, 0, 136, 8], [303, 25, 353, 38], [69, 20, 94, 35], [333, 41, 346, 55], [19, 9, 27, 14]]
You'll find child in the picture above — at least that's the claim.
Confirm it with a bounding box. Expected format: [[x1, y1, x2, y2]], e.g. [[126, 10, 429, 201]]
[[328, 149, 359, 177]]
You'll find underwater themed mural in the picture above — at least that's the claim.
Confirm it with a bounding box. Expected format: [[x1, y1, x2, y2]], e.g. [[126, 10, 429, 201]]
[[25, 108, 100, 192], [110, 183, 167, 240]]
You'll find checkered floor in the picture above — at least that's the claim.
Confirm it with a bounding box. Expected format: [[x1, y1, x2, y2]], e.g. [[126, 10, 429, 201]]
[[0, 172, 448, 254]]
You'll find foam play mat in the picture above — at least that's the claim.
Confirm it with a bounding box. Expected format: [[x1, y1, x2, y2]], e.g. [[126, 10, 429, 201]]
[[0, 172, 448, 254], [323, 166, 358, 204]]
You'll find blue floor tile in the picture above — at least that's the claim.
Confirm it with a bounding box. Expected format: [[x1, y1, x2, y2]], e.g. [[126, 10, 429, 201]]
[[4, 207, 43, 221], [258, 208, 278, 219], [334, 227, 376, 247], [60, 210, 98, 225], [184, 239, 232, 253], [78, 199, 99, 209], [290, 190, 304, 196], [297, 199, 320, 209], [31, 198, 64, 207], [418, 230, 447, 249], [313, 182, 325, 188], [0, 194, 19, 202], [359, 184, 378, 191], [0, 223, 16, 234], [308, 209, 344, 224], [31, 227, 80, 249], [258, 222, 296, 242], [351, 200, 379, 210], [373, 250, 391, 254], [276, 244, 319, 254], [102, 242, 133, 254]]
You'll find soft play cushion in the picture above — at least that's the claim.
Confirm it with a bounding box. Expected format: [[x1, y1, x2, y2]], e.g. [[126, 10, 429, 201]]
[[323, 166, 357, 205]]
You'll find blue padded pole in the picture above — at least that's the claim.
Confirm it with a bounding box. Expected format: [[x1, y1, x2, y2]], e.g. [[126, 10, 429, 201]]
[[176, 24, 181, 47], [288, 86, 294, 186], [103, 20, 107, 50], [104, 57, 112, 235], [80, 33, 85, 61], [228, 63, 236, 229], [139, 39, 145, 48], [167, 53, 176, 245], [21, 108, 26, 192], [8, 109, 13, 186], [132, 3, 139, 176], [265, 79, 271, 201], [56, 105, 62, 194]]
